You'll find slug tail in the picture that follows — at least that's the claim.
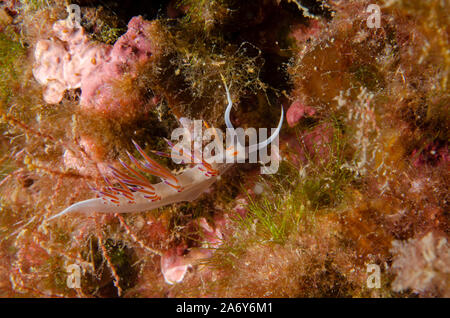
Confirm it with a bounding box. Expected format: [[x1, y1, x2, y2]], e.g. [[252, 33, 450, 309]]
[[46, 198, 106, 221]]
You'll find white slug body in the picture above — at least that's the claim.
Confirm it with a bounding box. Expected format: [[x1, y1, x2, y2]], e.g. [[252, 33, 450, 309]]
[[48, 165, 229, 220], [48, 83, 283, 221]]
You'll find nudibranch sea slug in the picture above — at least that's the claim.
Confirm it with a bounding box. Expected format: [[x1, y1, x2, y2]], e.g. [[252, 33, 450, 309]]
[[47, 84, 283, 221]]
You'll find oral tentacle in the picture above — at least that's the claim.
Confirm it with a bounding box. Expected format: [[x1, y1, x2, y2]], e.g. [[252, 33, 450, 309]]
[[223, 81, 284, 157]]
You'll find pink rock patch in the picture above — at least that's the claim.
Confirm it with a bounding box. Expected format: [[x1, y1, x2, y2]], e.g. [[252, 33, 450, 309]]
[[160, 247, 190, 285], [286, 100, 316, 127], [284, 123, 333, 165], [289, 19, 323, 44], [197, 217, 224, 249], [63, 135, 112, 176], [232, 197, 249, 218], [160, 215, 229, 285], [33, 16, 159, 115], [33, 20, 111, 104]]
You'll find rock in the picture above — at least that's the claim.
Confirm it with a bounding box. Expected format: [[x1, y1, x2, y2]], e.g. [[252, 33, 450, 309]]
[[160, 247, 191, 285], [33, 16, 159, 115], [286, 100, 316, 127]]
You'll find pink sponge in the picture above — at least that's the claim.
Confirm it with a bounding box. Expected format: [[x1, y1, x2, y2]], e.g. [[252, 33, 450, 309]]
[[33, 19, 111, 104], [33, 16, 158, 114]]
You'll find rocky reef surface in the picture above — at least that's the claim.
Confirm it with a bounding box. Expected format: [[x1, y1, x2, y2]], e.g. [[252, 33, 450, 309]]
[[0, 0, 448, 297]]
